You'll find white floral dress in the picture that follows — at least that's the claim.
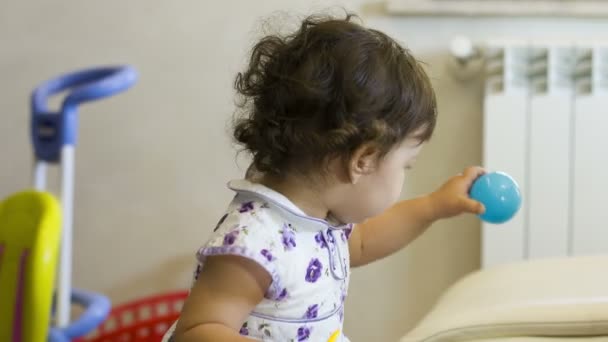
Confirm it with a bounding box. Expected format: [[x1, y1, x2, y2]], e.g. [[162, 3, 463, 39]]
[[163, 179, 353, 342]]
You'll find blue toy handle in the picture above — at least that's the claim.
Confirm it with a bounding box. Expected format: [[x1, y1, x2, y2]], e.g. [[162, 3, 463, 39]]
[[31, 66, 137, 162], [47, 289, 112, 342]]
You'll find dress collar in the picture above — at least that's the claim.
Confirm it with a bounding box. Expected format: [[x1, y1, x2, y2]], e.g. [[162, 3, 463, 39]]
[[227, 179, 350, 230]]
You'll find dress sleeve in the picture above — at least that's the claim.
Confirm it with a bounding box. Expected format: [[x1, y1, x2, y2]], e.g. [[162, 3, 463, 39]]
[[196, 201, 287, 300]]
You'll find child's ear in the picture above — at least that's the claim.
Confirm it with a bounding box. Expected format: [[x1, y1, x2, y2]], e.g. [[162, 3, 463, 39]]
[[348, 143, 380, 184]]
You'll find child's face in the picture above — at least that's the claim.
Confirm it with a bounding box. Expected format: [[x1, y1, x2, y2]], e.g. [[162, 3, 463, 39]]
[[329, 136, 423, 223]]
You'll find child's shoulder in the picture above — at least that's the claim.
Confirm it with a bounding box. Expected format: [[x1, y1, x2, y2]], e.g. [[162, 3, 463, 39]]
[[196, 193, 293, 300], [204, 193, 284, 253]]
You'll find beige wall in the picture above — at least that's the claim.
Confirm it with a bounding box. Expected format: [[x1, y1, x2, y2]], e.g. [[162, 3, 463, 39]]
[[2, 1, 607, 340]]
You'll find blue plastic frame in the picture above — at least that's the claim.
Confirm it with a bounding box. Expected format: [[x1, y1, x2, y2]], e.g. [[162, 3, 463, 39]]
[[31, 66, 137, 162], [26, 65, 137, 341], [48, 289, 112, 342]]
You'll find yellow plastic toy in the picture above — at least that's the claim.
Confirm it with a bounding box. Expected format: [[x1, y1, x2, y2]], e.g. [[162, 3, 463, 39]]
[[328, 329, 341, 342], [0, 190, 61, 342]]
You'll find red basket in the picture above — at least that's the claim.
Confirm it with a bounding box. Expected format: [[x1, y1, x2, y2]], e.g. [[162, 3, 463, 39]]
[[76, 290, 189, 342]]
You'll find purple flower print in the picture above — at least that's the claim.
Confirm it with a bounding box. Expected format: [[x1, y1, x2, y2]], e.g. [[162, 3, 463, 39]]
[[344, 226, 353, 240], [314, 232, 327, 249], [238, 201, 254, 213], [297, 326, 311, 341], [223, 230, 239, 246], [281, 224, 296, 250], [239, 322, 249, 336], [305, 258, 323, 283], [213, 213, 228, 232], [260, 249, 274, 262], [326, 230, 335, 244], [341, 226, 353, 241], [258, 323, 272, 338], [303, 304, 318, 319], [277, 288, 288, 301]]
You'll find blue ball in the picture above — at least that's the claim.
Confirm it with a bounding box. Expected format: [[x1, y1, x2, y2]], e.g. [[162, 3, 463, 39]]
[[469, 171, 522, 224]]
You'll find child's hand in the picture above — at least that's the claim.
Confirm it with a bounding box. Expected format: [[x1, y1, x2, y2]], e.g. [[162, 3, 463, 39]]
[[429, 166, 486, 219]]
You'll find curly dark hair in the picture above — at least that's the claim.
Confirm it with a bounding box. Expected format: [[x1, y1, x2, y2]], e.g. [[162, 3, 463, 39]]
[[233, 13, 437, 177]]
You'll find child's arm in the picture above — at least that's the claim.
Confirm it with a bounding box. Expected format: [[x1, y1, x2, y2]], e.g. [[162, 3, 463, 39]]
[[173, 255, 271, 341], [349, 166, 485, 267]]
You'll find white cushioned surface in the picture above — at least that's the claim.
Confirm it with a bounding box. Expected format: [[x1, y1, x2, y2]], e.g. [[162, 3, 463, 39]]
[[401, 255, 608, 342]]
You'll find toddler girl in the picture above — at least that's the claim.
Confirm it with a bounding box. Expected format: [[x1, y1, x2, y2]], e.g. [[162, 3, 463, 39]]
[[167, 12, 484, 342]]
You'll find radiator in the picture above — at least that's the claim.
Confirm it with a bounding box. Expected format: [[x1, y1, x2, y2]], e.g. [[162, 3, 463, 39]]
[[480, 42, 608, 267]]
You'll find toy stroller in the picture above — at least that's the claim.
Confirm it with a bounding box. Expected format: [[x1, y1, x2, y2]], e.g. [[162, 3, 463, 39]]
[[0, 66, 137, 341]]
